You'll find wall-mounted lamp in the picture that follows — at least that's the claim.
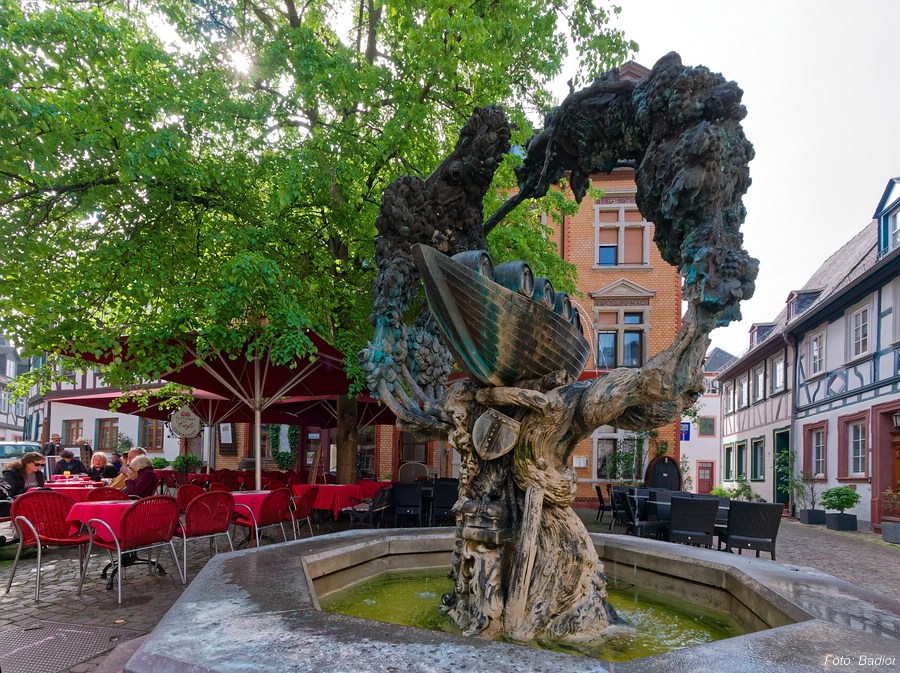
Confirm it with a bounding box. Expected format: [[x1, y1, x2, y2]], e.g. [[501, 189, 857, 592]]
[[892, 410, 900, 430]]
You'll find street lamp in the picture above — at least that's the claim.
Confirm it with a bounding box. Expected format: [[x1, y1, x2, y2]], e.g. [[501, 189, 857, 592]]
[[892, 410, 900, 431]]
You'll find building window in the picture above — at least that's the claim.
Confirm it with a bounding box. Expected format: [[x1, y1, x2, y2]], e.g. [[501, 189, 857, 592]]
[[723, 382, 734, 415], [809, 331, 825, 376], [62, 420, 83, 446], [751, 438, 765, 480], [704, 378, 719, 395], [0, 391, 8, 414], [771, 354, 786, 393], [97, 419, 118, 452], [139, 418, 166, 452], [751, 366, 765, 403], [736, 441, 747, 479], [15, 397, 25, 417], [811, 429, 825, 477], [401, 432, 428, 463], [849, 306, 869, 359], [837, 412, 868, 480], [849, 422, 866, 476], [724, 444, 734, 481], [697, 417, 715, 437], [593, 206, 650, 268], [594, 426, 645, 481], [736, 374, 748, 409], [595, 310, 647, 368], [802, 421, 827, 479], [357, 425, 376, 477]]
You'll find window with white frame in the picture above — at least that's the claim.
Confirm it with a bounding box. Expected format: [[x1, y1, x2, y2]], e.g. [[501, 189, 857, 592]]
[[752, 365, 765, 402], [697, 417, 715, 436], [849, 421, 866, 475], [0, 391, 8, 414], [849, 306, 869, 359], [595, 309, 647, 368], [593, 205, 650, 268], [704, 378, 719, 395], [15, 397, 25, 417], [736, 374, 748, 409], [751, 438, 765, 480], [593, 426, 646, 481], [890, 211, 900, 252], [809, 331, 825, 376], [771, 354, 786, 393], [811, 428, 825, 477], [5, 358, 16, 378], [723, 382, 734, 414]]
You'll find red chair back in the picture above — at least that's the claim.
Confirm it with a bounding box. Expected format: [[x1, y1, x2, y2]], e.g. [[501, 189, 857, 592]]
[[257, 488, 292, 526], [292, 486, 318, 519], [10, 491, 76, 544], [173, 472, 188, 486], [183, 491, 235, 537], [264, 479, 286, 491], [160, 471, 177, 489], [86, 487, 130, 502], [176, 483, 205, 511], [217, 473, 240, 491], [208, 482, 230, 492], [118, 495, 180, 549]]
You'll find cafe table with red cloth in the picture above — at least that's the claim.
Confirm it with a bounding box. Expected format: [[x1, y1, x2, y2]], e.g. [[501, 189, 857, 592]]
[[357, 480, 392, 500], [231, 491, 272, 520], [65, 500, 133, 543], [50, 474, 91, 482], [41, 481, 101, 503], [291, 484, 363, 519]]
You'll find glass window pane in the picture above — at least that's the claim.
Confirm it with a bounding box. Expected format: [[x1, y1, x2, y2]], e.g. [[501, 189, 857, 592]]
[[623, 312, 642, 324], [598, 245, 617, 266], [623, 332, 642, 367], [597, 333, 616, 368]]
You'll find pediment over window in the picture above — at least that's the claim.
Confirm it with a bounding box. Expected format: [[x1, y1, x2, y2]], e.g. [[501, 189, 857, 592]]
[[589, 279, 655, 300]]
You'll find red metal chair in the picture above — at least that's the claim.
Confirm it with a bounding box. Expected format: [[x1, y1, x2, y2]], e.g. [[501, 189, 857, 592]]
[[217, 472, 240, 491], [291, 486, 318, 538], [4, 490, 90, 601], [86, 487, 130, 502], [174, 491, 235, 582], [76, 495, 183, 604], [176, 483, 205, 512], [173, 471, 188, 487], [232, 488, 293, 547], [264, 479, 286, 491], [208, 482, 230, 492], [158, 470, 177, 495]]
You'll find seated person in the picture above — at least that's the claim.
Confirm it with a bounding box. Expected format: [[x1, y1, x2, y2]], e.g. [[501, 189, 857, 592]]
[[124, 456, 160, 498], [1, 452, 47, 518], [87, 452, 118, 481], [53, 449, 88, 476], [109, 452, 123, 475]]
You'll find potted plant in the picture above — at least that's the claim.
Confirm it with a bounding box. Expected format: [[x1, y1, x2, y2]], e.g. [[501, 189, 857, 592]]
[[880, 483, 900, 544], [821, 486, 861, 531], [172, 453, 204, 474], [151, 457, 170, 470], [797, 473, 826, 525]]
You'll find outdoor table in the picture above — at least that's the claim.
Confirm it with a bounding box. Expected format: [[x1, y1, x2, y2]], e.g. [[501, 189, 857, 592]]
[[41, 482, 101, 503], [647, 500, 671, 523], [50, 475, 91, 482], [66, 500, 133, 543], [357, 480, 392, 499], [291, 484, 362, 519], [232, 491, 272, 520]]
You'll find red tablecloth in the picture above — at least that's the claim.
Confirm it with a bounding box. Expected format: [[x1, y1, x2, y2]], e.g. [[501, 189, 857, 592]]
[[187, 474, 215, 484], [291, 484, 362, 518], [357, 480, 392, 499], [42, 482, 101, 503], [232, 491, 271, 520], [50, 475, 91, 482], [66, 501, 133, 543]]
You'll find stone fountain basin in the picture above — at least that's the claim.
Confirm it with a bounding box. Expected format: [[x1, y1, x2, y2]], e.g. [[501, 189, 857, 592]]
[[126, 529, 900, 673]]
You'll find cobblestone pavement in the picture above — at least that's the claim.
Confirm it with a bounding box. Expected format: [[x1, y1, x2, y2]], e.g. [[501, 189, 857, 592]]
[[1, 514, 898, 673]]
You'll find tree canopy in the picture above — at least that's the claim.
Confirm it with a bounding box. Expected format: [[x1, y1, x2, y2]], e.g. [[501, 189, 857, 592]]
[[0, 0, 635, 390]]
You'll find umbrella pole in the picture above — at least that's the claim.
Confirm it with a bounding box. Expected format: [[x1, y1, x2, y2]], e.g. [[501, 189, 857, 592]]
[[255, 407, 262, 490]]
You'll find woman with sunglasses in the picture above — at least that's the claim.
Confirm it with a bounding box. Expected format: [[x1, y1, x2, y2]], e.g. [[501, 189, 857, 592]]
[[1, 451, 47, 519]]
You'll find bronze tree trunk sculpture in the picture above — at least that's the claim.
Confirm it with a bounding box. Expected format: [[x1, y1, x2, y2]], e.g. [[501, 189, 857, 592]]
[[361, 52, 757, 644]]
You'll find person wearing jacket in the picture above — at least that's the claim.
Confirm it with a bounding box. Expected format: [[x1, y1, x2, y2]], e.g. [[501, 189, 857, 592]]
[[87, 452, 118, 481], [52, 450, 88, 476], [124, 456, 160, 498], [1, 452, 47, 518]]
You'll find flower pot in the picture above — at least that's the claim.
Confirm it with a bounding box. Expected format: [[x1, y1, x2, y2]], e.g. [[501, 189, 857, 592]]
[[825, 513, 857, 531], [798, 508, 826, 525], [881, 520, 900, 544]]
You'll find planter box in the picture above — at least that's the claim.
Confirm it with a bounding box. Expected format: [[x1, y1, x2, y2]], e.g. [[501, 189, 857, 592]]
[[825, 513, 857, 531], [881, 520, 900, 544], [798, 508, 826, 525]]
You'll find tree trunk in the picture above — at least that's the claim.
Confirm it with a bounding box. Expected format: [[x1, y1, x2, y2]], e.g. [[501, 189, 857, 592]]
[[335, 394, 358, 484]]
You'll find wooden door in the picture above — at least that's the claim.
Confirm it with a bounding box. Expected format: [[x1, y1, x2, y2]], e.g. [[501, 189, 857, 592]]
[[697, 461, 714, 494]]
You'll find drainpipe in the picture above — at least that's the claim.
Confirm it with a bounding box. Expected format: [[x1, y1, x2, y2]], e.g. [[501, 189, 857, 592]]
[[783, 331, 797, 511]]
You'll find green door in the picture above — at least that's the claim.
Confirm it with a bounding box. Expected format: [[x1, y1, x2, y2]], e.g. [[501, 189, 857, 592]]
[[774, 429, 790, 505]]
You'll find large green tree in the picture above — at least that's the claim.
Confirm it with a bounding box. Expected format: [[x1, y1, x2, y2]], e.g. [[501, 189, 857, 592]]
[[0, 0, 634, 477]]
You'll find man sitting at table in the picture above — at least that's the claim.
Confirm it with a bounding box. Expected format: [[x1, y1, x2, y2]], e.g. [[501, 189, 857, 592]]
[[53, 450, 88, 476], [118, 447, 147, 480], [124, 456, 160, 498]]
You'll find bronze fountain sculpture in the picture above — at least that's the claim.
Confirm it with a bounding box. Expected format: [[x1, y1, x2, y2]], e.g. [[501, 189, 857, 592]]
[[360, 52, 758, 644]]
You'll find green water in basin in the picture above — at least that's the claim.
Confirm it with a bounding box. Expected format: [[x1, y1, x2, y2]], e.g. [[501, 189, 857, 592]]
[[319, 568, 745, 662]]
